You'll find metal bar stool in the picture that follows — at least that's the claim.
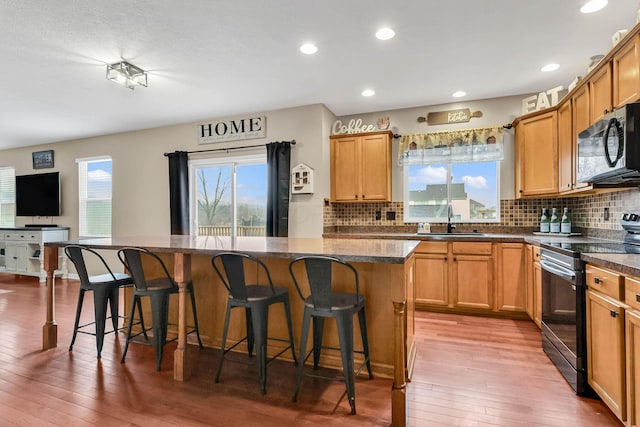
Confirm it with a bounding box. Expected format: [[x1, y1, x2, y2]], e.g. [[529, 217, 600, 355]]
[[65, 244, 143, 358], [118, 247, 203, 371], [211, 252, 297, 394], [288, 255, 373, 415]]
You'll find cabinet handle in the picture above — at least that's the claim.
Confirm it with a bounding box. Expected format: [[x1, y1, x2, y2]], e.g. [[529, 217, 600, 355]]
[[444, 257, 447, 261], [567, 183, 571, 188], [519, 189, 522, 193], [362, 195, 365, 199], [535, 253, 540, 258], [594, 277, 601, 284], [610, 310, 619, 318], [453, 257, 457, 262], [635, 294, 640, 303], [355, 194, 358, 199]]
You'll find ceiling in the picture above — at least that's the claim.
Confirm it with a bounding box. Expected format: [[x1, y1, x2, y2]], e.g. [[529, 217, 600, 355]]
[[0, 0, 637, 150]]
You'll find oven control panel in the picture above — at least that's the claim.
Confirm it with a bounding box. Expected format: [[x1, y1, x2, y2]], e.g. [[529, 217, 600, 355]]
[[622, 210, 640, 233]]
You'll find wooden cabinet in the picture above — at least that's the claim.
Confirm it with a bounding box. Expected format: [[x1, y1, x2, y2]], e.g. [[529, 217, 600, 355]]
[[614, 34, 640, 107], [514, 110, 558, 198], [415, 241, 529, 316], [571, 85, 592, 191], [330, 130, 392, 202], [496, 243, 525, 312], [557, 101, 573, 192], [451, 242, 493, 310], [585, 263, 627, 423], [525, 244, 542, 327], [589, 62, 613, 123]]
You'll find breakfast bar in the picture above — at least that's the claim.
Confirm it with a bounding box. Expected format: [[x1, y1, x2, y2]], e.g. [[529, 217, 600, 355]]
[[42, 235, 418, 426]]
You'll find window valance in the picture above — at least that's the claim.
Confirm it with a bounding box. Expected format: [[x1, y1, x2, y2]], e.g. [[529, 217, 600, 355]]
[[398, 126, 504, 165]]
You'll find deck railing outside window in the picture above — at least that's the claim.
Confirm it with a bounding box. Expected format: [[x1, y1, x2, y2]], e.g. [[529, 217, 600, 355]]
[[197, 226, 266, 236]]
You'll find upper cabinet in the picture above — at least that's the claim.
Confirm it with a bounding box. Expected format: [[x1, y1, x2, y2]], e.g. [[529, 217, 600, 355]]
[[557, 101, 573, 192], [590, 62, 613, 123], [614, 34, 640, 107], [514, 110, 558, 198], [330, 130, 392, 202]]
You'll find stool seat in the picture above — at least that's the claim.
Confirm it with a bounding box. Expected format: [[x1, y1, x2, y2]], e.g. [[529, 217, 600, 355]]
[[211, 252, 297, 395], [303, 293, 365, 312]]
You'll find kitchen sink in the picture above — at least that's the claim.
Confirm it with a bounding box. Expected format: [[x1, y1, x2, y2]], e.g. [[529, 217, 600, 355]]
[[415, 233, 487, 237]]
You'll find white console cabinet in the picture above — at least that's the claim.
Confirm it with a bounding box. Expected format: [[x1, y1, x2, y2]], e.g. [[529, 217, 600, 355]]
[[0, 227, 69, 282]]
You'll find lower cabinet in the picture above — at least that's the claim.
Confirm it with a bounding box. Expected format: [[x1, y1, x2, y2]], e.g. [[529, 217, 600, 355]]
[[525, 245, 542, 327], [415, 241, 525, 316], [627, 308, 640, 427]]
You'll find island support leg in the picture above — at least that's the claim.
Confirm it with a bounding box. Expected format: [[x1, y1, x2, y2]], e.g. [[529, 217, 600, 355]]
[[42, 246, 59, 350], [173, 252, 191, 381], [392, 301, 407, 427]]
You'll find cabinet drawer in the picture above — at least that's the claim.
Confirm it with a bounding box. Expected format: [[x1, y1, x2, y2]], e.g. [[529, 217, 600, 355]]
[[4, 231, 40, 242], [416, 241, 448, 254], [586, 264, 623, 300], [452, 242, 492, 255], [625, 276, 640, 311]]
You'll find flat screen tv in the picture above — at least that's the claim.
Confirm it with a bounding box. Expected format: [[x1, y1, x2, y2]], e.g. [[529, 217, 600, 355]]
[[15, 172, 61, 216]]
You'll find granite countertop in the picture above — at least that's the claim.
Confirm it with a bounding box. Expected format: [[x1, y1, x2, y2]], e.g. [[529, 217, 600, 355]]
[[581, 253, 640, 278], [45, 235, 418, 265]]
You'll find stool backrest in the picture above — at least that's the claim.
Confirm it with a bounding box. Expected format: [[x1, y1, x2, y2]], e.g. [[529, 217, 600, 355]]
[[211, 252, 275, 301], [117, 247, 176, 291], [64, 244, 120, 286], [288, 256, 360, 310]]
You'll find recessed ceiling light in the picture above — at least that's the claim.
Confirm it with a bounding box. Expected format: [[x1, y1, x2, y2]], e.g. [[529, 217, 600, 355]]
[[452, 91, 466, 98], [299, 43, 318, 55], [361, 89, 375, 97], [580, 0, 607, 13], [376, 28, 395, 40], [541, 63, 560, 72]]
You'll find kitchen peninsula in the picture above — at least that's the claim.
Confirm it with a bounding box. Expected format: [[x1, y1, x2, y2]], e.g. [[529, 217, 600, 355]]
[[42, 235, 418, 426]]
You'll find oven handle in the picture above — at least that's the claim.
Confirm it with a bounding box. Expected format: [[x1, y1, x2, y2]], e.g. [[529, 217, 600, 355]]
[[539, 259, 576, 282]]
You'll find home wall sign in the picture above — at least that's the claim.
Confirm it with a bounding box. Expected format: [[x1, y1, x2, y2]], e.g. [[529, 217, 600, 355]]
[[332, 118, 377, 135], [521, 85, 566, 114], [417, 109, 483, 125], [198, 116, 266, 144]]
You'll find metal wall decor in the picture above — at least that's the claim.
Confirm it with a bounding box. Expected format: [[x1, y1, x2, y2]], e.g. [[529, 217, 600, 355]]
[[417, 109, 483, 125]]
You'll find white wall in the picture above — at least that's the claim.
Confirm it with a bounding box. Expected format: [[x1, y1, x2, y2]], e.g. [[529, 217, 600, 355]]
[[336, 95, 526, 201], [0, 103, 333, 239]]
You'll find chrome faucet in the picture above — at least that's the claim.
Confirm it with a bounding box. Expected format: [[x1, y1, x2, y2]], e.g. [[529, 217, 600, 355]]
[[447, 204, 456, 233]]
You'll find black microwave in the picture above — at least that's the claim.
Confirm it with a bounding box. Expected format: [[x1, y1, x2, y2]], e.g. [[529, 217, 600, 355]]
[[577, 102, 640, 185]]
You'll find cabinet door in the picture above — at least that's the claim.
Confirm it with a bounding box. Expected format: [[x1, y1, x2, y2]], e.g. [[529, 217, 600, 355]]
[[415, 254, 449, 307], [533, 257, 542, 328], [452, 254, 492, 310], [627, 309, 640, 427], [614, 35, 640, 107], [557, 101, 573, 192], [330, 136, 360, 201], [590, 62, 613, 123], [496, 243, 525, 312], [5, 245, 27, 272], [525, 245, 534, 318], [587, 290, 626, 421], [360, 133, 391, 201], [572, 85, 591, 190], [515, 111, 558, 197]]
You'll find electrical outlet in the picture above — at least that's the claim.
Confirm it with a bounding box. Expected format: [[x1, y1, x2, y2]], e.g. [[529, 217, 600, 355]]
[[386, 211, 396, 220], [375, 210, 381, 220]]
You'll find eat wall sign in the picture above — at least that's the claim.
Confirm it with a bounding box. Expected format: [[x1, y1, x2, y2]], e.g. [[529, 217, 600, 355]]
[[522, 85, 566, 114]]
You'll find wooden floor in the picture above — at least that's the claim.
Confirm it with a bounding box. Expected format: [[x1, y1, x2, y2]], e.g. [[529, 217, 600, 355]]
[[0, 276, 622, 426]]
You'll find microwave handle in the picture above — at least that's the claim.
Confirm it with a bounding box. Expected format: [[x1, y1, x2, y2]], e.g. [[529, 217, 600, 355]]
[[603, 118, 624, 167]]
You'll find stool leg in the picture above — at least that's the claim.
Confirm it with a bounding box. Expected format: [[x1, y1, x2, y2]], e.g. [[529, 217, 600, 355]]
[[215, 303, 233, 383], [250, 304, 269, 395], [245, 308, 254, 357], [188, 286, 203, 348], [121, 295, 138, 363], [150, 292, 170, 371], [135, 296, 148, 340], [336, 312, 356, 415], [69, 289, 86, 351], [283, 298, 297, 365], [108, 285, 120, 332], [357, 305, 373, 379], [293, 308, 312, 402], [93, 285, 111, 359], [312, 317, 325, 369]]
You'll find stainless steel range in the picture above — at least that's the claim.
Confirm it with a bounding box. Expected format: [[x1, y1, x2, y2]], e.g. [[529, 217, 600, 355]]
[[539, 210, 640, 396]]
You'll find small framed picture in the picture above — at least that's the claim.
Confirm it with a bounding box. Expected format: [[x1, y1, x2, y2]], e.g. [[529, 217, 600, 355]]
[[32, 150, 54, 169]]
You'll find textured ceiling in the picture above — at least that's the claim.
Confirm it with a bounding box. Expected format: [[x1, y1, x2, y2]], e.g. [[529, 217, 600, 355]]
[[0, 0, 637, 149]]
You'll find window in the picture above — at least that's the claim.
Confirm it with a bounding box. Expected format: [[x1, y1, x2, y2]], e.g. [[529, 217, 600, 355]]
[[404, 161, 499, 223], [189, 152, 267, 237], [78, 157, 112, 237], [0, 167, 15, 227]]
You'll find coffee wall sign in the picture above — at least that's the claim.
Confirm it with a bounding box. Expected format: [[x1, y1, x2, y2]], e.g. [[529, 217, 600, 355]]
[[332, 118, 377, 135], [198, 116, 266, 144], [521, 85, 566, 114]]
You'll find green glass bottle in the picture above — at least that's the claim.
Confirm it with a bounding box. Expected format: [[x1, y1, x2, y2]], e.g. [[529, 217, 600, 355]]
[[550, 208, 560, 233], [540, 208, 550, 233], [561, 207, 571, 234]]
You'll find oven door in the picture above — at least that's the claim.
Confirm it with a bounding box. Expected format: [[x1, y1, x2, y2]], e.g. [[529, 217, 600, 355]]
[[540, 258, 580, 369]]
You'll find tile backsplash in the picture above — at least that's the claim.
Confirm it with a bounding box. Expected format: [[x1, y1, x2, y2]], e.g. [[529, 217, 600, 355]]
[[324, 188, 640, 238]]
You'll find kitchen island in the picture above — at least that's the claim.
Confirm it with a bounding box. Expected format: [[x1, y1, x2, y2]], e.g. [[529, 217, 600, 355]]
[[42, 235, 418, 426]]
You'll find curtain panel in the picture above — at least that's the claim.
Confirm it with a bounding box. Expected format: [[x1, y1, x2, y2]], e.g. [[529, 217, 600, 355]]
[[266, 141, 292, 237], [167, 151, 190, 235], [398, 126, 504, 165]]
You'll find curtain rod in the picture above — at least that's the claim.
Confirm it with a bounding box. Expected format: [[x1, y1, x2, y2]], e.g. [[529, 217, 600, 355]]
[[164, 140, 296, 156]]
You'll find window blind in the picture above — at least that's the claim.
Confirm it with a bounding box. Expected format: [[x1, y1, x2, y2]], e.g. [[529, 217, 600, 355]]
[[78, 158, 112, 237], [0, 168, 15, 227]]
